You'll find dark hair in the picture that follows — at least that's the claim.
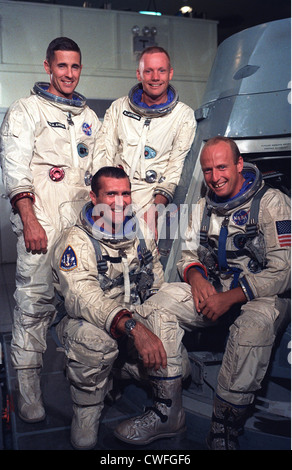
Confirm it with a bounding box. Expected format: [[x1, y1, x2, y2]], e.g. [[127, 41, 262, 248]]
[[46, 37, 81, 65], [139, 46, 171, 67], [91, 166, 130, 196], [203, 136, 241, 163]]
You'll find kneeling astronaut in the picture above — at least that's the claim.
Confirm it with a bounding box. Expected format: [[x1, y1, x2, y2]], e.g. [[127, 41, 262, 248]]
[[52, 166, 187, 450]]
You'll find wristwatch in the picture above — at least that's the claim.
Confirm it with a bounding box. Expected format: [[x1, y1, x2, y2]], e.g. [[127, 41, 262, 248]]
[[124, 318, 136, 336]]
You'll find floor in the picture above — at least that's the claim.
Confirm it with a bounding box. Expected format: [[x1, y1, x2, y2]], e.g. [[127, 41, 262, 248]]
[[0, 262, 291, 452]]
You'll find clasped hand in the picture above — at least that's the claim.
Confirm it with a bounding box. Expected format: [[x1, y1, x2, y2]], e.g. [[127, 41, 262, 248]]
[[190, 271, 231, 322]]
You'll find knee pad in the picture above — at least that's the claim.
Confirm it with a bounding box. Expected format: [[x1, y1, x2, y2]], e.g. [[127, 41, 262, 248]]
[[64, 319, 119, 369]]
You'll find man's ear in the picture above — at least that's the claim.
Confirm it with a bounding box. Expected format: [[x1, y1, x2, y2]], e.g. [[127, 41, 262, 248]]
[[43, 60, 51, 76], [237, 155, 244, 173], [90, 190, 97, 205], [136, 67, 142, 82]]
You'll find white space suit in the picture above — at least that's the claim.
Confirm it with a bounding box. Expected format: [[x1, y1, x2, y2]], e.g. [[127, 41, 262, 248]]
[[0, 82, 102, 369], [52, 201, 164, 406], [96, 84, 197, 210], [135, 164, 291, 406]]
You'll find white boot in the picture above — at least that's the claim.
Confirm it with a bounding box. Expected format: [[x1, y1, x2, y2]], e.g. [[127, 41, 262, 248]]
[[114, 377, 186, 445], [17, 368, 46, 423], [71, 403, 103, 450]]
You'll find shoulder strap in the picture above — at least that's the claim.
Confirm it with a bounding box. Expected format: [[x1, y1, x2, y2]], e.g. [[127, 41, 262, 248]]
[[245, 185, 269, 238], [89, 236, 109, 274], [200, 203, 212, 246], [136, 225, 153, 265]]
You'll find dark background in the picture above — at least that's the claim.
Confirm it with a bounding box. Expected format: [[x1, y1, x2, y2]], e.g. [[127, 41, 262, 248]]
[[19, 0, 291, 43]]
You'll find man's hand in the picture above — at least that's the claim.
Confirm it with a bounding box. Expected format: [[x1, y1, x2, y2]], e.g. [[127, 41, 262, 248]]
[[15, 198, 48, 253], [117, 317, 167, 371], [131, 322, 167, 371], [199, 288, 247, 322], [187, 268, 247, 321], [187, 268, 216, 312]]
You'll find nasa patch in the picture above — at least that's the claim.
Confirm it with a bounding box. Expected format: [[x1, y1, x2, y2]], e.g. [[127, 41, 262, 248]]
[[82, 122, 92, 136], [233, 209, 249, 226], [60, 245, 78, 271]]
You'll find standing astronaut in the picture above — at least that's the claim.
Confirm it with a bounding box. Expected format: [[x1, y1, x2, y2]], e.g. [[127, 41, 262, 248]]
[[114, 136, 291, 449], [0, 37, 101, 423], [96, 46, 196, 216]]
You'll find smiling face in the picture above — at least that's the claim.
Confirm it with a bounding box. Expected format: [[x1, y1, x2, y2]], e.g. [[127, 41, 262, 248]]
[[90, 176, 132, 233], [200, 141, 245, 199], [136, 52, 173, 106], [44, 50, 82, 99]]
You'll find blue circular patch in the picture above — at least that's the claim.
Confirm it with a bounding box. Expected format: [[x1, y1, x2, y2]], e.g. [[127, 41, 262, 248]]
[[77, 143, 89, 158], [233, 234, 247, 249], [144, 146, 156, 159], [233, 210, 248, 226]]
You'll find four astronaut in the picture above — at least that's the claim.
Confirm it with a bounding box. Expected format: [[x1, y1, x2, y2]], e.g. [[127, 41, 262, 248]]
[[0, 39, 290, 451]]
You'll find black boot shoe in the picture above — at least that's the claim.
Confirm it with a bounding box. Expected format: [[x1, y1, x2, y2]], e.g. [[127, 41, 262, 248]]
[[206, 396, 248, 450]]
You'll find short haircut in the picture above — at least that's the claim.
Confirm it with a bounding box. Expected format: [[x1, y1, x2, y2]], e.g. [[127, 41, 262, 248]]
[[91, 166, 130, 196], [46, 37, 81, 65], [139, 46, 171, 68], [202, 136, 241, 163]]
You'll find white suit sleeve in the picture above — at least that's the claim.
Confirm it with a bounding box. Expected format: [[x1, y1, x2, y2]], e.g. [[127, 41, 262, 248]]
[[154, 106, 197, 202], [238, 189, 291, 299], [176, 199, 204, 280], [0, 100, 36, 200]]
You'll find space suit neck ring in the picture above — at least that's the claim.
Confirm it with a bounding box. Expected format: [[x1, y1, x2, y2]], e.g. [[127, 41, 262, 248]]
[[80, 201, 138, 243], [33, 82, 86, 108], [128, 83, 179, 117], [205, 163, 263, 212]]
